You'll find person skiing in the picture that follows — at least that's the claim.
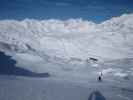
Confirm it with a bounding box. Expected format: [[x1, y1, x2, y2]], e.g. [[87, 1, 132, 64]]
[[98, 72, 102, 82], [98, 76, 102, 81]]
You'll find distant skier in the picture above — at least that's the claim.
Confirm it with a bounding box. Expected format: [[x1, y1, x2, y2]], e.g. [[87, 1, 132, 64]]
[[98, 72, 102, 82], [98, 76, 102, 81]]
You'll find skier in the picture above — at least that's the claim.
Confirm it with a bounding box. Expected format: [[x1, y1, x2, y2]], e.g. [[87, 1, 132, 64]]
[[98, 72, 102, 82], [98, 76, 102, 81]]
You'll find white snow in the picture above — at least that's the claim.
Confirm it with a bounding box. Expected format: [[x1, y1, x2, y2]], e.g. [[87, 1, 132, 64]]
[[0, 13, 133, 79], [0, 14, 133, 100], [101, 68, 114, 75], [114, 72, 128, 78]]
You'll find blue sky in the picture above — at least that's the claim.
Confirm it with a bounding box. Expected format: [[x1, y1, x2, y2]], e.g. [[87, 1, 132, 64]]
[[0, 0, 133, 22]]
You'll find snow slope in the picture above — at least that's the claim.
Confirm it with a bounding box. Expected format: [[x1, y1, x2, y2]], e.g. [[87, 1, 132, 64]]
[[0, 49, 133, 100], [0, 74, 133, 100], [0, 14, 133, 100], [0, 13, 133, 76]]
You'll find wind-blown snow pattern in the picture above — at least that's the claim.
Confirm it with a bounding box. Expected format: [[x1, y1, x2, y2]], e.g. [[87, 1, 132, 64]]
[[0, 14, 133, 78]]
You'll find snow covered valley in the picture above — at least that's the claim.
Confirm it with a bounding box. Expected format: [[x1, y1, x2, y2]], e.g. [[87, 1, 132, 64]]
[[0, 14, 133, 100]]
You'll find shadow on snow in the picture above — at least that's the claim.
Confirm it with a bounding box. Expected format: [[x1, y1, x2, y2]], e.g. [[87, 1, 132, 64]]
[[0, 51, 50, 78], [88, 90, 106, 100]]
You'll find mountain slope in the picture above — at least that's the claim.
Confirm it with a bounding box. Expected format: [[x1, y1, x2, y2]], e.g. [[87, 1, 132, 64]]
[[0, 14, 133, 60]]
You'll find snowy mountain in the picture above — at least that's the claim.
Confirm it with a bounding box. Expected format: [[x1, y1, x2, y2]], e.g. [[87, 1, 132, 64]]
[[0, 14, 133, 74], [0, 14, 133, 59], [0, 14, 133, 100]]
